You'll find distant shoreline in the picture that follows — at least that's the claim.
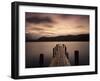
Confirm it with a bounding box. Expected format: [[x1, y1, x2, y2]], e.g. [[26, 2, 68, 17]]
[[26, 34, 89, 42], [26, 40, 89, 42]]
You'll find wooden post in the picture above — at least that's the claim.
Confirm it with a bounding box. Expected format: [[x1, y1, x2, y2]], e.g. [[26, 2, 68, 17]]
[[53, 48, 55, 58], [39, 54, 44, 67], [65, 46, 69, 59], [74, 50, 79, 65]]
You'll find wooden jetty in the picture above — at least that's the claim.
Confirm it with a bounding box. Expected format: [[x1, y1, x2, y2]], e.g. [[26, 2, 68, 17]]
[[49, 44, 71, 66], [39, 44, 80, 67]]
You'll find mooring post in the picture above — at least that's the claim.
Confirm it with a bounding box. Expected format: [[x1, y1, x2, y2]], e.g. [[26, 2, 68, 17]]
[[53, 48, 55, 58], [39, 53, 44, 67], [74, 50, 79, 65], [65, 46, 69, 59]]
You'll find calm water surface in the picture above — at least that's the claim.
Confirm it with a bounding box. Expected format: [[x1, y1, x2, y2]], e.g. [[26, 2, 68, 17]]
[[26, 42, 89, 68]]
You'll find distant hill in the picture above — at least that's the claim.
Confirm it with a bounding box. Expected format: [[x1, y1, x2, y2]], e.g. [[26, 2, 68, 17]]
[[26, 34, 89, 42]]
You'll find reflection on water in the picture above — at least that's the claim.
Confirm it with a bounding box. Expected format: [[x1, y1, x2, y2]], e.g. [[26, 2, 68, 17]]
[[25, 42, 89, 68]]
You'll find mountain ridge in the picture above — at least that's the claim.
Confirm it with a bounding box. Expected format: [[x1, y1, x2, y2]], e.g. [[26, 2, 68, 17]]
[[26, 34, 89, 42]]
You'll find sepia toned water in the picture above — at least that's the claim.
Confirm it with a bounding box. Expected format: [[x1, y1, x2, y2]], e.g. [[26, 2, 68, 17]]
[[25, 42, 89, 68]]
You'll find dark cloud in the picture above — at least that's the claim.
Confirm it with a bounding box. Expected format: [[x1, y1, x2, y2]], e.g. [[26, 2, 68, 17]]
[[26, 16, 54, 24], [79, 16, 89, 19], [26, 12, 47, 18], [25, 12, 55, 25], [79, 16, 89, 23], [58, 14, 89, 20], [57, 14, 78, 19], [58, 14, 71, 18]]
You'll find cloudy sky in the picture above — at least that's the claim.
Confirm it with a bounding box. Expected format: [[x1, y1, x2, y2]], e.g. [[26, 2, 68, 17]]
[[25, 12, 89, 39]]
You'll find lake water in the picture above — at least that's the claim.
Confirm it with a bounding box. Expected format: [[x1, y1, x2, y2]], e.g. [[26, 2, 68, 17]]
[[25, 42, 89, 68]]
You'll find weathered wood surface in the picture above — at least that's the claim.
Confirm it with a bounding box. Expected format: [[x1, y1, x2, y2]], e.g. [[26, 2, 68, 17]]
[[49, 44, 71, 66]]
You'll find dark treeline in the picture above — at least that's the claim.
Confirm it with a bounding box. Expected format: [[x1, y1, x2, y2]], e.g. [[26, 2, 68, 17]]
[[26, 34, 89, 42]]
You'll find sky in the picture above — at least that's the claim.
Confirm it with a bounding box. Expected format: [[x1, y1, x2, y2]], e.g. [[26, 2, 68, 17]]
[[25, 12, 89, 39]]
